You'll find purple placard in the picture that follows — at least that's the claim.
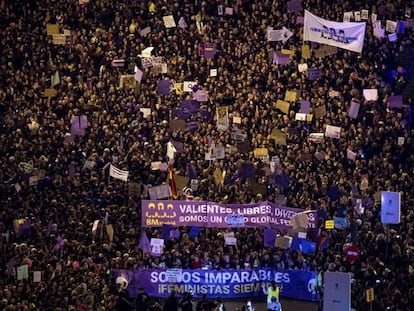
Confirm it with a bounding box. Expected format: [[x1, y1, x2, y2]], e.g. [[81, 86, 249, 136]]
[[142, 200, 317, 229], [299, 100, 311, 114], [388, 95, 403, 108], [348, 102, 360, 119], [158, 79, 170, 96], [273, 52, 290, 65], [287, 0, 303, 13], [308, 68, 321, 80]]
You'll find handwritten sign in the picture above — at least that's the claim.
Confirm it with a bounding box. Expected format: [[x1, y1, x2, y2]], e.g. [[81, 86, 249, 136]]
[[226, 214, 245, 227]]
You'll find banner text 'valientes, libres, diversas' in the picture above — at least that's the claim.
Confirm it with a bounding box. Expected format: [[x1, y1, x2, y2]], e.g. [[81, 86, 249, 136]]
[[112, 268, 320, 301], [141, 200, 317, 229]]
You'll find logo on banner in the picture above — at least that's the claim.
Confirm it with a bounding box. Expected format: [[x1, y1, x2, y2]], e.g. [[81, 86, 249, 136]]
[[310, 26, 358, 44]]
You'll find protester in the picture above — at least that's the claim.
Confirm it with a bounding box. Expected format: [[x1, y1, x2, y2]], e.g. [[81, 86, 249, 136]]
[[0, 0, 414, 311], [163, 291, 179, 311]]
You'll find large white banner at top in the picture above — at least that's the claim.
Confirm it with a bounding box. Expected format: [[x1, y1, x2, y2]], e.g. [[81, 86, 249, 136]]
[[304, 10, 366, 53]]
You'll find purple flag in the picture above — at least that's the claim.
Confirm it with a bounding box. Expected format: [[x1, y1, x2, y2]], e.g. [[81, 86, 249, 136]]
[[275, 175, 290, 189], [172, 109, 191, 120], [170, 229, 180, 239], [264, 229, 276, 247], [189, 226, 200, 238], [185, 121, 199, 132], [348, 102, 360, 119], [172, 141, 184, 153], [308, 68, 321, 80], [181, 100, 200, 113], [388, 95, 403, 108], [299, 100, 311, 114], [157, 79, 170, 96], [138, 232, 150, 252], [186, 163, 197, 180], [162, 224, 174, 240], [54, 236, 64, 252], [273, 52, 290, 65]]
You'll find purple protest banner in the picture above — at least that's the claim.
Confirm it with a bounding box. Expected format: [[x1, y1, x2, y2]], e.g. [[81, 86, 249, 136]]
[[112, 268, 319, 301], [142, 200, 317, 229], [203, 43, 216, 60]]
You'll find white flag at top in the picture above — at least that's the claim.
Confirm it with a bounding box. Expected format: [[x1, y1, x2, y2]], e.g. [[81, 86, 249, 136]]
[[109, 164, 129, 182], [304, 10, 366, 53]]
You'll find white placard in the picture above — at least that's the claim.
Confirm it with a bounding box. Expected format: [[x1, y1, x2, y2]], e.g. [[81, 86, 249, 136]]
[[363, 89, 378, 101], [325, 125, 341, 139], [224, 237, 237, 246], [381, 191, 401, 224], [148, 185, 171, 200], [323, 272, 351, 311], [150, 238, 165, 256], [183, 81, 197, 92], [166, 268, 183, 282], [163, 15, 176, 28]]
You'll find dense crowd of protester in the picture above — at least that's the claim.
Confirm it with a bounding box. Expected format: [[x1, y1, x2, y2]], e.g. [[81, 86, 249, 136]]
[[1, 0, 414, 310]]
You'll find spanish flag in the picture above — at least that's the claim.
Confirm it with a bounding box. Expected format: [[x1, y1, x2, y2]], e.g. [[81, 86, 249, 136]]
[[168, 165, 178, 199]]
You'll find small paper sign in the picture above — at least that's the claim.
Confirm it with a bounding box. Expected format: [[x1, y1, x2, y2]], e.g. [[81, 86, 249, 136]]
[[226, 214, 245, 227], [325, 220, 334, 229]]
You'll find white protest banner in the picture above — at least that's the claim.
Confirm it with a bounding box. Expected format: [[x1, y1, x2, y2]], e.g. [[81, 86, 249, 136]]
[[304, 10, 366, 53], [109, 164, 129, 182], [150, 238, 164, 257], [381, 191, 401, 224], [163, 15, 176, 28], [323, 272, 351, 311], [267, 28, 285, 41], [325, 125, 341, 139], [148, 185, 171, 200], [226, 214, 245, 227], [282, 26, 294, 43], [363, 89, 378, 101]]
